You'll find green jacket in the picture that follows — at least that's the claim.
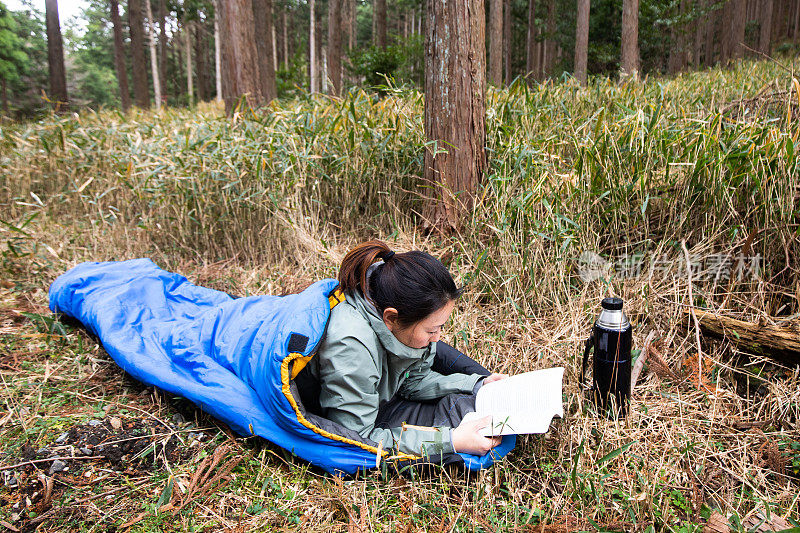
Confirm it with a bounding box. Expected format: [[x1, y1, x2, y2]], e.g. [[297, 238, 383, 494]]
[[306, 289, 482, 457]]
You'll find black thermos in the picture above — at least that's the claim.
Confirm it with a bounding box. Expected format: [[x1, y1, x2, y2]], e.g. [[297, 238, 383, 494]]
[[580, 297, 632, 418]]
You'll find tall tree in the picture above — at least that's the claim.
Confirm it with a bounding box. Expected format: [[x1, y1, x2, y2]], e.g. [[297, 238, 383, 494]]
[[423, 0, 486, 232], [309, 0, 317, 92], [526, 0, 537, 82], [574, 0, 590, 85], [144, 0, 161, 109], [728, 0, 746, 60], [703, 0, 716, 66], [346, 0, 355, 50], [214, 0, 222, 102], [109, 0, 131, 111], [44, 0, 68, 110], [195, 18, 209, 101], [252, 0, 277, 102], [184, 18, 193, 105], [503, 0, 511, 84], [375, 0, 387, 48], [328, 0, 342, 94], [283, 9, 289, 68], [693, 1, 704, 67], [795, 0, 800, 45], [543, 0, 556, 76], [158, 0, 166, 93], [668, 0, 688, 73], [218, 0, 261, 111], [620, 0, 640, 79], [129, 0, 149, 108], [489, 0, 502, 85], [271, 9, 277, 71]]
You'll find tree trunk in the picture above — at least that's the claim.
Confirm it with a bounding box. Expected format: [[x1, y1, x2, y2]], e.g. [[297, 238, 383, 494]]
[[375, 0, 387, 48], [272, 9, 278, 72], [129, 0, 150, 108], [768, 0, 780, 41], [45, 0, 69, 111], [321, 46, 327, 93], [729, 0, 746, 60], [686, 309, 800, 366], [252, 0, 277, 103], [158, 0, 166, 95], [145, 0, 162, 109], [758, 0, 773, 54], [184, 19, 193, 106], [348, 0, 356, 49], [275, 7, 282, 67], [214, 0, 223, 102], [309, 0, 317, 92], [704, 0, 716, 65], [328, 0, 343, 95], [794, 0, 800, 45], [423, 0, 486, 233], [503, 0, 511, 85], [110, 0, 131, 111], [344, 0, 355, 83], [544, 0, 556, 76], [668, 0, 687, 74], [284, 10, 290, 67], [195, 21, 208, 101], [574, 0, 590, 85], [316, 18, 323, 90], [720, 0, 732, 62], [489, 0, 503, 85], [693, 0, 704, 67], [526, 0, 537, 83], [218, 0, 262, 112], [620, 0, 640, 80]]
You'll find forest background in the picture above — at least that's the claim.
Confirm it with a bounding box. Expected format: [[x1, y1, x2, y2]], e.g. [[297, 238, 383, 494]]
[[1, 0, 799, 116]]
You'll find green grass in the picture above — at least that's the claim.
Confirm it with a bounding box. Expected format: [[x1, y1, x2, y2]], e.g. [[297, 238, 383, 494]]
[[0, 54, 799, 531]]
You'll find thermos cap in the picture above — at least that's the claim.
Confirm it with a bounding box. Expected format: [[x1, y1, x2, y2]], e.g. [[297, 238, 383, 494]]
[[597, 297, 630, 330], [601, 297, 624, 311]]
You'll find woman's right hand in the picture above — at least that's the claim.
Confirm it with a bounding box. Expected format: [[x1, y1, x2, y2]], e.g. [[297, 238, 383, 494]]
[[451, 416, 502, 456]]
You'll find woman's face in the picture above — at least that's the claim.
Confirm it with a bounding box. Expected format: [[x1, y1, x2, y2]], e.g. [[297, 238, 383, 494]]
[[382, 300, 455, 349]]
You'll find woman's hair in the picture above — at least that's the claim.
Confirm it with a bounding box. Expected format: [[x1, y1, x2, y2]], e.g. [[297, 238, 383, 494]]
[[337, 240, 462, 327]]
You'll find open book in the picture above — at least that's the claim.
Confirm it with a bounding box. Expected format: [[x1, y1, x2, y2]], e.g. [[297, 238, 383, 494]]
[[462, 367, 564, 436]]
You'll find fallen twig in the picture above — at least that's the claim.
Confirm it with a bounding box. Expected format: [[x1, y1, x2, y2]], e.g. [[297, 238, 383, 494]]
[[0, 455, 106, 472]]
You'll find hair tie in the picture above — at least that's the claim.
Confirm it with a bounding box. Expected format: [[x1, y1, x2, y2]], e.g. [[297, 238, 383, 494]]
[[382, 250, 395, 261]]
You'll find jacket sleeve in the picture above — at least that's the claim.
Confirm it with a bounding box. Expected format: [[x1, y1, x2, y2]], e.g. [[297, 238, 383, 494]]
[[316, 335, 457, 457], [398, 346, 483, 402]]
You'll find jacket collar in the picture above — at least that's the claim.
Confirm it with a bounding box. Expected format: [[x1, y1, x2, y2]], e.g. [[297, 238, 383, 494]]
[[346, 288, 428, 361]]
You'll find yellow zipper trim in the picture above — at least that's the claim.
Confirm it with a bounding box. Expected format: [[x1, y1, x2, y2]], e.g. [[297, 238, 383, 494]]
[[280, 352, 420, 462]]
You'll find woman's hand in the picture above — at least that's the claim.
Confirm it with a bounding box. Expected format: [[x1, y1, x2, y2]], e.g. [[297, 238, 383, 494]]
[[452, 416, 502, 455], [482, 373, 509, 385]]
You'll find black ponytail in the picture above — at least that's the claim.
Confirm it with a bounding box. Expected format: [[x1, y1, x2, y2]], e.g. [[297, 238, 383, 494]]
[[337, 240, 462, 327]]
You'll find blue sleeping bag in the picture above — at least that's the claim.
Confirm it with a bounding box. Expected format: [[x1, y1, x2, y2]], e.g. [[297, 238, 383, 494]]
[[49, 259, 515, 474]]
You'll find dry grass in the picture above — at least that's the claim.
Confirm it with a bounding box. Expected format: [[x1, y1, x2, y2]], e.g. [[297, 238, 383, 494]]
[[0, 55, 799, 531]]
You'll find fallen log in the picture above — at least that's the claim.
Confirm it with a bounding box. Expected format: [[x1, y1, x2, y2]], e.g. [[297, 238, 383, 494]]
[[684, 309, 800, 366]]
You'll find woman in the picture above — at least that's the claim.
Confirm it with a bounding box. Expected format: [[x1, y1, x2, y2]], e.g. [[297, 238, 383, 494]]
[[300, 240, 507, 462]]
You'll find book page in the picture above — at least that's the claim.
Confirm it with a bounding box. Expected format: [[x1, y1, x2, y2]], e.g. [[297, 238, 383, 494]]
[[461, 367, 564, 436]]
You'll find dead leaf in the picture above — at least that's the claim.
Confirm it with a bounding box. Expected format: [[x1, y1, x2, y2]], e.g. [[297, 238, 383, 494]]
[[109, 417, 122, 430], [743, 511, 793, 532], [703, 511, 729, 533], [0, 520, 20, 532]]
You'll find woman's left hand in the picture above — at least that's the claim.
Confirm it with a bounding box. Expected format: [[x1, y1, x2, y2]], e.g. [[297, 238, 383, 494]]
[[482, 373, 509, 385]]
